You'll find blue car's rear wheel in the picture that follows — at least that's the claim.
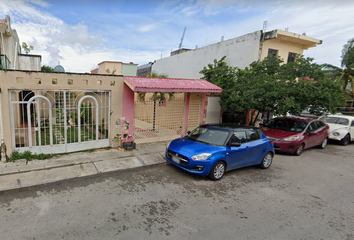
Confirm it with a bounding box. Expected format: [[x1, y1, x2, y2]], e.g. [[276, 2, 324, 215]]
[[260, 152, 273, 169], [208, 161, 226, 181]]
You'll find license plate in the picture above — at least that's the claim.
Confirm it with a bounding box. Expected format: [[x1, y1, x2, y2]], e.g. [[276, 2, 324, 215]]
[[172, 155, 180, 164]]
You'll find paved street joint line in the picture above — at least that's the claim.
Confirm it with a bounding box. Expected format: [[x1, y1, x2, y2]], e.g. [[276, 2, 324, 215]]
[[91, 162, 100, 173]]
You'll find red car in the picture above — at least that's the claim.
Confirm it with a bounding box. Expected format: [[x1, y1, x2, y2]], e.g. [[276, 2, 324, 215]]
[[260, 117, 329, 156]]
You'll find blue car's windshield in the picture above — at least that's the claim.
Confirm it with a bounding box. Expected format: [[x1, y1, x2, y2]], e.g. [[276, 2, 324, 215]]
[[186, 127, 230, 146]]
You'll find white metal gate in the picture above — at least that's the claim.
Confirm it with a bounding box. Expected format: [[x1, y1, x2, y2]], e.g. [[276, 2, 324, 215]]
[[10, 90, 111, 154], [134, 98, 184, 143]]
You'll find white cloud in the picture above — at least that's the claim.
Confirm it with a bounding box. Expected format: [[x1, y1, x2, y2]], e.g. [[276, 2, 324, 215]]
[[24, 0, 51, 8], [1, 0, 353, 73], [137, 24, 157, 32], [52, 22, 102, 47]]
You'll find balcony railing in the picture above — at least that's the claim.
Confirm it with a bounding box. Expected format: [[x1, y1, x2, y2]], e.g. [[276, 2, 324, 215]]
[[0, 54, 10, 69]]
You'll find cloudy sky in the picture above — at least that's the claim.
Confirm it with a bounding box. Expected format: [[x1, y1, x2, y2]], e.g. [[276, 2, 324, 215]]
[[0, 0, 353, 73]]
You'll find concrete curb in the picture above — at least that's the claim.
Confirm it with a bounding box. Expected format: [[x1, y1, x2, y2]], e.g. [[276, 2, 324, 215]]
[[0, 141, 168, 192]]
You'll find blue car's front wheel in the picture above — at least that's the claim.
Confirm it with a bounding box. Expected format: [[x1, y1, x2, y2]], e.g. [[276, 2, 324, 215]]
[[208, 161, 226, 181], [260, 152, 273, 169]]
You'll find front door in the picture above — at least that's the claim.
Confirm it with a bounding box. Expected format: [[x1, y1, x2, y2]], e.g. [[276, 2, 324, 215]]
[[10, 90, 111, 154], [226, 131, 250, 170]]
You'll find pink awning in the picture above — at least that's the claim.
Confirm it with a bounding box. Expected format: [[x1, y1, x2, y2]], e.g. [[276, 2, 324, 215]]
[[124, 76, 222, 93]]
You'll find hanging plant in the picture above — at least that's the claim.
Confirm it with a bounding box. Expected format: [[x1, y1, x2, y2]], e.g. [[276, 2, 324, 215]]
[[150, 93, 165, 102], [168, 92, 175, 101], [138, 92, 146, 103]]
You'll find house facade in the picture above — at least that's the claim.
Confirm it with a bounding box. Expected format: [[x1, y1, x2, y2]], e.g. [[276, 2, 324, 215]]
[[151, 29, 322, 79], [0, 15, 223, 161], [149, 29, 322, 124], [0, 15, 41, 71], [0, 70, 221, 161]]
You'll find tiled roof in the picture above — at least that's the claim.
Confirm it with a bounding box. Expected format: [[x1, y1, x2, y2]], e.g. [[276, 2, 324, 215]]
[[124, 76, 222, 93], [0, 19, 5, 24]]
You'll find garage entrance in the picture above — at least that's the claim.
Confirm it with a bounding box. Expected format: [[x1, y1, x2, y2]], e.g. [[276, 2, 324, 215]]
[[124, 76, 222, 145], [134, 97, 184, 143]]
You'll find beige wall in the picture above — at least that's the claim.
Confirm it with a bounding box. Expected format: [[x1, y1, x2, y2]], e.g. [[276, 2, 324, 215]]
[[260, 30, 322, 63], [98, 61, 123, 75], [261, 39, 304, 63], [0, 70, 125, 155], [0, 15, 40, 71]]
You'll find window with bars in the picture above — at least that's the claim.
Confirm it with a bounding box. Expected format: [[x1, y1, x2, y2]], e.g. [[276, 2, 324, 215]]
[[268, 48, 278, 57], [287, 52, 296, 63]]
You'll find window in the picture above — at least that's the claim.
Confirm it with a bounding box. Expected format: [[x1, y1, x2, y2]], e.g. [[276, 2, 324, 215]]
[[246, 129, 260, 141], [186, 127, 230, 146], [351, 120, 354, 127], [263, 118, 307, 132], [287, 52, 296, 63], [322, 117, 349, 126], [233, 131, 247, 143], [314, 121, 324, 130], [337, 118, 349, 125], [229, 134, 241, 144], [268, 49, 278, 57], [308, 122, 320, 132]]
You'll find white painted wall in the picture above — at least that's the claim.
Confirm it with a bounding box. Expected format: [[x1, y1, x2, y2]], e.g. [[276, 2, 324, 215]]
[[152, 31, 262, 79], [205, 96, 221, 124], [18, 54, 41, 71], [1, 16, 40, 71]]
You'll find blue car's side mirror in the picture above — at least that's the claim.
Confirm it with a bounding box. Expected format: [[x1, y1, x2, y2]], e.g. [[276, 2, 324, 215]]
[[230, 142, 241, 147]]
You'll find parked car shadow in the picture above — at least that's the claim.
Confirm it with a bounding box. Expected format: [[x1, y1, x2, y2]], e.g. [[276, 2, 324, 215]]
[[164, 162, 266, 182]]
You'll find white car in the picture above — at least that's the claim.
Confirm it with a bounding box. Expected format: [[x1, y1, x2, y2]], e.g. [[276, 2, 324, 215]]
[[320, 115, 354, 145]]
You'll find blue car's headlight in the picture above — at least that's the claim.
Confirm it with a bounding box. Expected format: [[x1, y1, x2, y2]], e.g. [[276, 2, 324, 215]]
[[166, 141, 172, 149], [191, 153, 212, 161]]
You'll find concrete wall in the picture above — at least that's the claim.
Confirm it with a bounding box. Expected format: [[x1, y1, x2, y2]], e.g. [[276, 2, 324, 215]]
[[98, 61, 123, 75], [1, 15, 40, 71], [152, 31, 262, 79], [137, 63, 152, 77], [122, 63, 138, 76], [0, 70, 126, 155], [18, 54, 41, 71]]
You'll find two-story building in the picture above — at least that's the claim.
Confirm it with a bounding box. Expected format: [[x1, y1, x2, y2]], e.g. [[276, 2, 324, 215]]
[[0, 15, 41, 71], [144, 29, 322, 123]]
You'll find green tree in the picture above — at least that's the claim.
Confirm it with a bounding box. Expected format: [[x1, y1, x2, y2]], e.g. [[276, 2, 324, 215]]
[[146, 71, 168, 78], [22, 42, 34, 54], [41, 65, 54, 72], [200, 55, 345, 124], [138, 71, 173, 102], [322, 37, 354, 96]]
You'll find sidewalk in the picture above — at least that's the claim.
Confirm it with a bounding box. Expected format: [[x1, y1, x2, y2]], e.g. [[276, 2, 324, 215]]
[[0, 141, 168, 192]]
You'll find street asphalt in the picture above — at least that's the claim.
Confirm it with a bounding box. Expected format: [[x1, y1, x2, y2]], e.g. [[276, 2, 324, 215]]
[[0, 141, 168, 193]]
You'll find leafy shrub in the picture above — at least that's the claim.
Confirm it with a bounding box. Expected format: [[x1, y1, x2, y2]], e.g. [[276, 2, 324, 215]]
[[6, 150, 53, 162]]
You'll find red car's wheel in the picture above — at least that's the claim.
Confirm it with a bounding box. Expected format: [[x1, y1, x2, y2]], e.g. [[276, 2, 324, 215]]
[[294, 143, 305, 156]]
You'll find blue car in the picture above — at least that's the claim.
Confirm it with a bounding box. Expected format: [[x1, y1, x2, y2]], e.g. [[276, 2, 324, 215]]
[[165, 124, 275, 180]]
